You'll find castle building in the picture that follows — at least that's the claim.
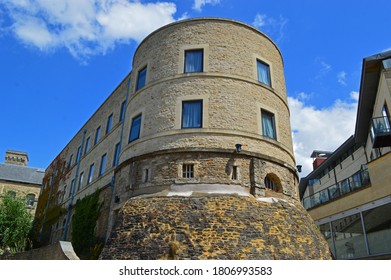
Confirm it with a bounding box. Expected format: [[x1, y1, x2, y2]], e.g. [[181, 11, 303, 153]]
[[38, 18, 331, 259], [299, 50, 391, 259], [0, 150, 44, 215]]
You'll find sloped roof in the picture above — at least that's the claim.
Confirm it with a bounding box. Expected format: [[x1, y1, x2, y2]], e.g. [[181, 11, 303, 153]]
[[0, 163, 45, 185]]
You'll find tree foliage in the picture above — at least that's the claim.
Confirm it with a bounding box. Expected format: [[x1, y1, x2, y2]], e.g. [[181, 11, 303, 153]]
[[0, 193, 33, 253], [71, 190, 102, 259]]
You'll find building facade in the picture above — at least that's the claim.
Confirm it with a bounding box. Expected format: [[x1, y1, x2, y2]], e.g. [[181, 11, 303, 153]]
[[0, 150, 44, 215], [39, 18, 330, 259], [300, 50, 391, 259]]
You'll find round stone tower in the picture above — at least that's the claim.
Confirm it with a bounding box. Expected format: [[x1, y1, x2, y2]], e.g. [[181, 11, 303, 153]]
[[101, 18, 331, 260]]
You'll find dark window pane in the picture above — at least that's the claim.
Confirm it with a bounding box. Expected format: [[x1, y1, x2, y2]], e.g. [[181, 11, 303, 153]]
[[136, 67, 147, 91], [184, 49, 203, 73], [182, 100, 202, 128], [129, 114, 142, 142]]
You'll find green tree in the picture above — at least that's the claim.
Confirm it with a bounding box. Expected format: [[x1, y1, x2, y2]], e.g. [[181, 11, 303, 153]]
[[0, 192, 33, 253]]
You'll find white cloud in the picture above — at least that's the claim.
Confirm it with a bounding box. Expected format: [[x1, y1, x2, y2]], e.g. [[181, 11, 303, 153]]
[[193, 0, 221, 11], [252, 13, 288, 42], [1, 0, 178, 61], [289, 93, 358, 177], [337, 71, 347, 86]]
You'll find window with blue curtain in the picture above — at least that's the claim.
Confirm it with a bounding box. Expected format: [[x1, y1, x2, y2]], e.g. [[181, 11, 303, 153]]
[[257, 60, 271, 86], [182, 100, 202, 128], [129, 114, 142, 142], [136, 67, 147, 91], [261, 110, 276, 139], [184, 49, 203, 73]]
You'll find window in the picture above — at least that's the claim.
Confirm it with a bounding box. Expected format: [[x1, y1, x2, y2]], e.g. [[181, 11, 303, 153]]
[[261, 109, 276, 140], [106, 114, 113, 134], [257, 60, 271, 86], [94, 126, 101, 145], [182, 164, 194, 178], [382, 104, 390, 130], [129, 114, 142, 143], [26, 194, 35, 206], [231, 166, 238, 180], [68, 154, 73, 168], [99, 153, 107, 176], [62, 186, 66, 202], [182, 100, 202, 128], [120, 101, 126, 122], [143, 168, 150, 183], [136, 67, 147, 91], [264, 174, 281, 192], [78, 172, 84, 191], [76, 146, 82, 163], [184, 49, 203, 73], [88, 164, 95, 184], [113, 143, 121, 167], [69, 180, 75, 198], [84, 137, 90, 155]]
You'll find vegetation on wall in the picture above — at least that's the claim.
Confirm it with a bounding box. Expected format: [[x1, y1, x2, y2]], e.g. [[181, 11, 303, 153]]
[[30, 153, 69, 248], [71, 190, 102, 259], [0, 192, 33, 254]]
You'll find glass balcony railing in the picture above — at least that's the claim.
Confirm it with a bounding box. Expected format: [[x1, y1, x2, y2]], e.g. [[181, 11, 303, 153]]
[[302, 168, 370, 210], [372, 116, 391, 148]]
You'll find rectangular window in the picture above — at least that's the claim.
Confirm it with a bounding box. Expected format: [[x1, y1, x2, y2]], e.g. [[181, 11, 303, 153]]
[[182, 100, 202, 128], [78, 172, 84, 191], [143, 168, 150, 183], [68, 154, 73, 168], [84, 137, 90, 155], [120, 101, 126, 122], [88, 164, 95, 184], [182, 164, 194, 178], [62, 186, 66, 202], [69, 180, 75, 198], [113, 142, 120, 167], [184, 49, 203, 73], [231, 166, 238, 180], [99, 153, 107, 176], [94, 126, 101, 145], [76, 146, 82, 163], [129, 114, 142, 143], [261, 109, 276, 140], [106, 114, 113, 134], [257, 60, 271, 86], [136, 67, 147, 91]]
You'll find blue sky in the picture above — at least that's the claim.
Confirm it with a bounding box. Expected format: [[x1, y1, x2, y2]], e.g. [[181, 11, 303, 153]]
[[1, 0, 390, 176]]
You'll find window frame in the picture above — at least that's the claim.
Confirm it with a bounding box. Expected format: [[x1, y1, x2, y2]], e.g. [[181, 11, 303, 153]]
[[129, 114, 142, 143], [257, 59, 272, 87], [184, 49, 204, 73], [99, 153, 107, 176], [94, 126, 101, 145], [136, 66, 147, 91], [261, 109, 277, 140], [182, 164, 195, 178], [88, 163, 95, 184], [106, 114, 113, 134], [181, 100, 203, 129], [113, 142, 121, 167]]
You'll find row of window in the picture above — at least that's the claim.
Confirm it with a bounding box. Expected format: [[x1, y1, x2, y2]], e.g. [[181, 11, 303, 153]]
[[128, 100, 277, 143], [5, 191, 36, 207], [134, 48, 272, 93]]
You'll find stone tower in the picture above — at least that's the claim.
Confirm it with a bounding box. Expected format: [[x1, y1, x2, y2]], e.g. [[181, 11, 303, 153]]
[[100, 18, 331, 260]]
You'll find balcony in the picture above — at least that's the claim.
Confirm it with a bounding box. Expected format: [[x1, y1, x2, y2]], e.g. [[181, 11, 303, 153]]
[[372, 116, 391, 148], [302, 168, 370, 210]]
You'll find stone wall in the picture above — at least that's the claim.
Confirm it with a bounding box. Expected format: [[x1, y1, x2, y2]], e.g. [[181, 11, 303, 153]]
[[100, 194, 332, 260]]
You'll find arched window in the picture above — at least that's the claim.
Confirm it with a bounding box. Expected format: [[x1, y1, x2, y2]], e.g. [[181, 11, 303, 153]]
[[264, 174, 282, 192]]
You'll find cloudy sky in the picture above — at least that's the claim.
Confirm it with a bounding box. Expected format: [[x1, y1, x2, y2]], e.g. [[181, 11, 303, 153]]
[[1, 0, 390, 176]]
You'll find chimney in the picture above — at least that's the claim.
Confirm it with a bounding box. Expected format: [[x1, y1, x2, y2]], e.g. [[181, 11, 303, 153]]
[[310, 151, 332, 171], [5, 150, 29, 166]]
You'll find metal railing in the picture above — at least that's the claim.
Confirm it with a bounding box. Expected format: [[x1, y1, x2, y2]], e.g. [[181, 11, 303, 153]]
[[302, 168, 370, 210]]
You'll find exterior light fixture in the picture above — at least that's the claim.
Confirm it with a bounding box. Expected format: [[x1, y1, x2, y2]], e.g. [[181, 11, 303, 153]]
[[235, 144, 242, 153], [296, 165, 302, 173]]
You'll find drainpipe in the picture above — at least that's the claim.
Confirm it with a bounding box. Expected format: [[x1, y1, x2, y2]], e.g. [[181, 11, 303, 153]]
[[62, 129, 87, 240], [39, 158, 59, 242]]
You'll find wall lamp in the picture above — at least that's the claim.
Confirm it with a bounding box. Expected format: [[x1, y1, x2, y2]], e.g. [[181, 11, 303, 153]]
[[296, 165, 302, 173], [235, 144, 242, 153]]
